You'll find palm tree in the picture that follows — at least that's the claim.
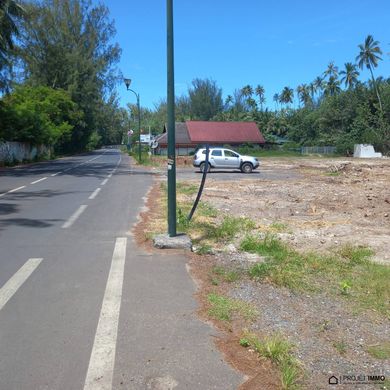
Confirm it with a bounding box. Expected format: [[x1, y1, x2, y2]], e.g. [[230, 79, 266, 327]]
[[241, 85, 253, 98], [324, 76, 341, 96], [255, 84, 265, 110], [356, 34, 383, 111], [340, 62, 359, 89], [273, 93, 279, 111], [323, 61, 339, 80], [279, 86, 294, 107], [297, 84, 312, 107], [313, 76, 324, 96]]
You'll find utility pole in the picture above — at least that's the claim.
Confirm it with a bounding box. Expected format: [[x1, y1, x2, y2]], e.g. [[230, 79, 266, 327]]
[[167, 0, 176, 237]]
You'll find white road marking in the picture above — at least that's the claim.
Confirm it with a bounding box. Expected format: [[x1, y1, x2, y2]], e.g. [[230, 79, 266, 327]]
[[62, 205, 88, 229], [0, 258, 43, 311], [8, 185, 26, 193], [83, 238, 127, 390], [31, 177, 48, 185], [101, 178, 108, 186], [51, 172, 60, 177], [107, 173, 112, 178], [89, 188, 101, 200]]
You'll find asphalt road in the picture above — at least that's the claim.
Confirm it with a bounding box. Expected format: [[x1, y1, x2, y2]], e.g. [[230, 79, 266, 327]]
[[0, 150, 241, 390]]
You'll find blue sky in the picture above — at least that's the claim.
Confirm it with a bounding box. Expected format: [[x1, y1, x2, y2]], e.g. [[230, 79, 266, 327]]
[[102, 0, 390, 110]]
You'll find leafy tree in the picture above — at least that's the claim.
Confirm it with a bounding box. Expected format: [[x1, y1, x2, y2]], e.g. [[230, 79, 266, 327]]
[[16, 0, 121, 151], [1, 85, 83, 148], [340, 62, 359, 89], [188, 78, 223, 120], [0, 0, 24, 90], [356, 34, 383, 112]]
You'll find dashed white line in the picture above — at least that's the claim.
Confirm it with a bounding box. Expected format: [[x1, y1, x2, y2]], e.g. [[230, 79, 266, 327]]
[[8, 185, 26, 193], [89, 188, 101, 200], [83, 237, 127, 390], [0, 258, 43, 311], [101, 178, 108, 186], [31, 177, 48, 185], [62, 205, 88, 229], [51, 172, 60, 177]]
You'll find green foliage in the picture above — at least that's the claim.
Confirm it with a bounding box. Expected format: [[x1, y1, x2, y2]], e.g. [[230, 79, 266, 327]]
[[0, 0, 25, 91], [188, 78, 223, 120], [207, 293, 258, 322], [1, 85, 82, 146], [241, 235, 390, 317], [241, 332, 302, 389], [15, 0, 121, 152], [367, 343, 390, 359]]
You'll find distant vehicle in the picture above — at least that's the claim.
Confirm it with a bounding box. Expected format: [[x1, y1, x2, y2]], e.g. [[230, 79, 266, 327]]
[[193, 147, 260, 173]]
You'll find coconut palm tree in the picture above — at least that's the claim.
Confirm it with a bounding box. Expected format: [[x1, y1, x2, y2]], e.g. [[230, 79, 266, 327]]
[[297, 84, 312, 107], [273, 93, 279, 111], [241, 85, 253, 98], [279, 86, 294, 108], [313, 76, 324, 96], [255, 84, 265, 110], [340, 62, 359, 89], [356, 34, 383, 111], [324, 76, 341, 96], [323, 61, 339, 79]]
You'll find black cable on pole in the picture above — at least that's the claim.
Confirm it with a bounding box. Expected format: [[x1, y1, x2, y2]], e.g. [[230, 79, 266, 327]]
[[188, 144, 209, 221]]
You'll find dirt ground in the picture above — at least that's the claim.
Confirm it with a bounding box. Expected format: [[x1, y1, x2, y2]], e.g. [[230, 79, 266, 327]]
[[135, 156, 390, 390], [198, 157, 390, 265]]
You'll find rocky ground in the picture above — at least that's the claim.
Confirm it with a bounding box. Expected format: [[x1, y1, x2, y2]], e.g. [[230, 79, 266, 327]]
[[137, 156, 390, 389], [199, 157, 390, 265]]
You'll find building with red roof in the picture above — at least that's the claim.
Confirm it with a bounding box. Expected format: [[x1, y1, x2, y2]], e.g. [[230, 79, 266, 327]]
[[155, 121, 265, 155]]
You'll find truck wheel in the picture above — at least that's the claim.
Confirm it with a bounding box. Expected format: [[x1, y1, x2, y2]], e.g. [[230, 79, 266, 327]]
[[200, 162, 210, 173], [241, 162, 253, 173]]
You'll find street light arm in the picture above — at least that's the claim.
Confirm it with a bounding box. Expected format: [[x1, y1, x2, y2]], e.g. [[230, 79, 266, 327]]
[[126, 88, 139, 101]]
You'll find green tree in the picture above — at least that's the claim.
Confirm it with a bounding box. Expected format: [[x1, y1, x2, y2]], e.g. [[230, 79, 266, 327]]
[[17, 0, 121, 151], [340, 62, 359, 89], [279, 86, 294, 107], [324, 76, 341, 96], [323, 61, 339, 79], [356, 34, 383, 112], [0, 0, 24, 90], [255, 84, 265, 110], [188, 78, 223, 120], [1, 85, 83, 147]]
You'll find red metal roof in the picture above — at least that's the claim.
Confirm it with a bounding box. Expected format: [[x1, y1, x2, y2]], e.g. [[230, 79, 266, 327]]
[[186, 121, 265, 144]]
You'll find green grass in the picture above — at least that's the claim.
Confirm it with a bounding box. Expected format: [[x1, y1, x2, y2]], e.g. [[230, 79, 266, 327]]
[[270, 222, 289, 232], [176, 181, 198, 195], [210, 216, 256, 241], [207, 293, 258, 322], [210, 265, 241, 284], [240, 235, 390, 317], [367, 343, 390, 359], [333, 340, 348, 355], [241, 332, 302, 389]]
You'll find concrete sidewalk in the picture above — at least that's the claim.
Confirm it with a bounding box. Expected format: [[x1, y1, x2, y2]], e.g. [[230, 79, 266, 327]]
[[114, 243, 243, 389]]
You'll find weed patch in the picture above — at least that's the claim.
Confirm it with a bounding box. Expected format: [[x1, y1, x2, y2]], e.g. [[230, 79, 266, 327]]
[[240, 332, 302, 389], [241, 235, 390, 317], [367, 343, 390, 360], [207, 293, 258, 322]]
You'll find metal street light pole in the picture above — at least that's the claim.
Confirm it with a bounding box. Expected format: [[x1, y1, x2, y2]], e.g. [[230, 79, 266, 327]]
[[167, 0, 176, 237], [124, 78, 142, 163]]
